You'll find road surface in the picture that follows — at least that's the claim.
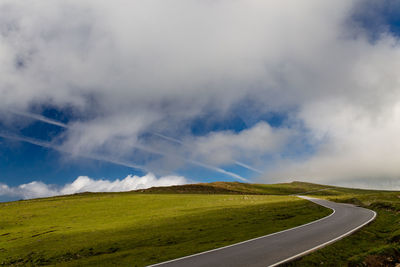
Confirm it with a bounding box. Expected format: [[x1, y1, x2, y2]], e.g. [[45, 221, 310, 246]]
[[149, 196, 376, 267]]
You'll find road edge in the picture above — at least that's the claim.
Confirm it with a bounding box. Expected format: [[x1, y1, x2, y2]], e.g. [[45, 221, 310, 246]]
[[270, 204, 376, 266]]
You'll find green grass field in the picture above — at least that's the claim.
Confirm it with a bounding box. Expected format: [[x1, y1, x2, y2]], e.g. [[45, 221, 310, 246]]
[[0, 188, 330, 266], [2, 181, 399, 266], [140, 182, 400, 266]]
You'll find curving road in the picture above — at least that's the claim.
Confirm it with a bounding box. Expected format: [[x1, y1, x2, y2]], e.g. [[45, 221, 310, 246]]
[[149, 196, 376, 267]]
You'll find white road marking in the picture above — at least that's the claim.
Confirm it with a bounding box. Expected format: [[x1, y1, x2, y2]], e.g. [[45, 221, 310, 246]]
[[148, 196, 376, 267], [269, 208, 376, 266], [148, 197, 336, 267]]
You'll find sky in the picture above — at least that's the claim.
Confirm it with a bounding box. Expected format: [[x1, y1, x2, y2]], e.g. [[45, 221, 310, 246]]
[[1, 0, 400, 201]]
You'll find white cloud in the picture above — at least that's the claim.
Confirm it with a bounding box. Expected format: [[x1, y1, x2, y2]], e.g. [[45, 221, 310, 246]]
[[0, 173, 189, 200], [263, 99, 400, 188], [2, 0, 400, 187], [187, 122, 291, 166], [0, 181, 58, 200]]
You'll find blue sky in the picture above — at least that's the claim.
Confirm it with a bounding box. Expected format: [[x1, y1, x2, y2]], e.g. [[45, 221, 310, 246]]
[[0, 108, 259, 185], [1, 0, 400, 201], [0, 105, 286, 183]]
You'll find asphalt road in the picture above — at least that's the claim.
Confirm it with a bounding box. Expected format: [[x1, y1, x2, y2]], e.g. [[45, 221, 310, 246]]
[[149, 196, 376, 267]]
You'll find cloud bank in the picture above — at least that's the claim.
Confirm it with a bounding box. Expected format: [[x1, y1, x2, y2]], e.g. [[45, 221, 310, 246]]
[[1, 0, 400, 188], [0, 173, 188, 200]]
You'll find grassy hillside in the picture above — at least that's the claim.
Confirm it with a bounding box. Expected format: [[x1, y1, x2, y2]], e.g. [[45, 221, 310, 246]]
[[136, 181, 331, 195], [2, 181, 398, 266], [0, 188, 330, 266]]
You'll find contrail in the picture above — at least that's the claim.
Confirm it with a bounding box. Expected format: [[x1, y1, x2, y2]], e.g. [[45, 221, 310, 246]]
[[151, 132, 263, 174], [10, 110, 68, 128], [186, 160, 250, 182], [0, 131, 150, 173], [151, 132, 184, 145], [234, 161, 263, 174], [130, 143, 250, 182], [3, 110, 250, 181]]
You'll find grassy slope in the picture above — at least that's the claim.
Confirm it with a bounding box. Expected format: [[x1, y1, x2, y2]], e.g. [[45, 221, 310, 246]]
[[0, 186, 330, 267], [2, 181, 397, 266], [137, 181, 329, 195], [205, 183, 400, 266], [138, 181, 400, 266]]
